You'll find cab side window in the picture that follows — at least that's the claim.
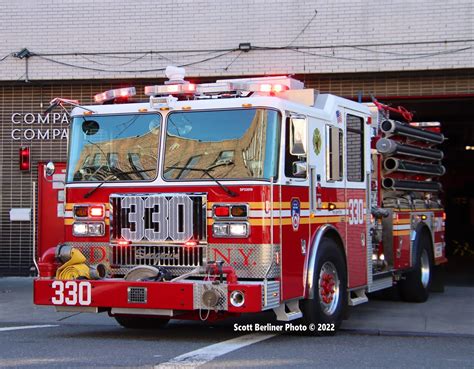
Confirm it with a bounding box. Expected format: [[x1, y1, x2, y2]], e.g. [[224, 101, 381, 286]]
[[346, 114, 364, 182], [326, 125, 343, 181], [285, 117, 301, 177]]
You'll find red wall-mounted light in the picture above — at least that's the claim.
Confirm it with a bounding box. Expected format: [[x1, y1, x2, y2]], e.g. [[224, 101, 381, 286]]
[[19, 146, 30, 171]]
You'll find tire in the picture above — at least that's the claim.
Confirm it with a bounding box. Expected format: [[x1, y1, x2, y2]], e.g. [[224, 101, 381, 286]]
[[114, 315, 170, 329], [399, 230, 433, 302], [301, 238, 347, 335]]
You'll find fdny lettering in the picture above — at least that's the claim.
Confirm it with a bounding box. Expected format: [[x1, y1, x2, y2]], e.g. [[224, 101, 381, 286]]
[[212, 247, 256, 266], [88, 246, 108, 264], [121, 195, 193, 242]]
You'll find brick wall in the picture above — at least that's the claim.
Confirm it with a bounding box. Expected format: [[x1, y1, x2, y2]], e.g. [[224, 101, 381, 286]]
[[0, 0, 472, 81]]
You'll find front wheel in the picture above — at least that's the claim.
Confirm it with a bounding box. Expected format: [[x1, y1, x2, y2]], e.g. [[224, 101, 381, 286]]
[[301, 238, 347, 335], [114, 315, 170, 329], [399, 230, 433, 302]]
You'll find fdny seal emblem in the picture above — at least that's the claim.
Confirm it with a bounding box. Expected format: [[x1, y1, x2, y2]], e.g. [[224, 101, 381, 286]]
[[291, 198, 301, 231], [312, 128, 321, 155]]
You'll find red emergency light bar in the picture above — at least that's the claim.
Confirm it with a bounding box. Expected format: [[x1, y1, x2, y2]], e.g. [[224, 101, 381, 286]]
[[144, 76, 300, 97], [94, 87, 136, 103], [144, 83, 196, 97]]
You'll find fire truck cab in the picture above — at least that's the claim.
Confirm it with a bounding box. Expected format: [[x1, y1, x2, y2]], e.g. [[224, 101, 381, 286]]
[[34, 68, 446, 333]]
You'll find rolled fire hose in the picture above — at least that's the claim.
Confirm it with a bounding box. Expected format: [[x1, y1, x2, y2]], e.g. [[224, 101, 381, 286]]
[[55, 245, 106, 280], [55, 248, 91, 280]]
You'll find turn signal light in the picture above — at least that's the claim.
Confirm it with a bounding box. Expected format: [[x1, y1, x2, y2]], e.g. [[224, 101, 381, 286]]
[[73, 205, 105, 219], [231, 205, 247, 217], [213, 204, 248, 218], [74, 206, 89, 218], [214, 206, 230, 217], [89, 206, 104, 218]]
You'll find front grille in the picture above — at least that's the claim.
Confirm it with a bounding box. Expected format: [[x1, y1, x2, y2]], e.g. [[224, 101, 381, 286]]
[[110, 193, 206, 243], [112, 244, 204, 268]]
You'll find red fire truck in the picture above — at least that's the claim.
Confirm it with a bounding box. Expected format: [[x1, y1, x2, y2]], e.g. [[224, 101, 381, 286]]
[[33, 69, 446, 333]]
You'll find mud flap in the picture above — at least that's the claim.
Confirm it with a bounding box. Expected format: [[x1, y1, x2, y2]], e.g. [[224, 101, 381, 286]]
[[430, 264, 445, 293]]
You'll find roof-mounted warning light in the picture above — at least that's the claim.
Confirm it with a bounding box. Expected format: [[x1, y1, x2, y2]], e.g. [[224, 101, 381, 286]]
[[94, 87, 136, 104], [145, 83, 196, 97], [144, 67, 304, 97]]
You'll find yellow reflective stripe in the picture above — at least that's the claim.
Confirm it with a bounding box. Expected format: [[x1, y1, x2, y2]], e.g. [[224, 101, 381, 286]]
[[64, 218, 109, 225], [208, 216, 347, 227], [394, 219, 411, 225], [279, 202, 310, 209], [65, 203, 110, 210], [396, 208, 443, 212], [393, 230, 410, 236], [207, 202, 265, 210]]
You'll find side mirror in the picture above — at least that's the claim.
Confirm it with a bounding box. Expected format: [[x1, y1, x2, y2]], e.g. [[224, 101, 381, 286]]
[[44, 161, 55, 178], [290, 117, 307, 156], [292, 161, 307, 178]]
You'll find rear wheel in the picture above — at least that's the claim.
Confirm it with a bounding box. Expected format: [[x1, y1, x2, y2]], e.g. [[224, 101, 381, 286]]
[[114, 315, 170, 329], [301, 238, 347, 335], [399, 230, 433, 302]]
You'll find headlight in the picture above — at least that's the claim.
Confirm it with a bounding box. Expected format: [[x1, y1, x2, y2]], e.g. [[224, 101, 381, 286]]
[[229, 223, 248, 237], [213, 222, 249, 238], [73, 222, 105, 237], [88, 222, 105, 236], [212, 223, 229, 237], [73, 222, 88, 236]]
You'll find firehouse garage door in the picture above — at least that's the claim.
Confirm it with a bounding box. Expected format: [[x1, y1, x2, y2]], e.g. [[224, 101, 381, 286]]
[[384, 97, 474, 285]]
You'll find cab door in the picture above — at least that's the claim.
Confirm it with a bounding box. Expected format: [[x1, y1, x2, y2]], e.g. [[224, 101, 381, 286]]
[[280, 115, 311, 301], [343, 110, 369, 288]]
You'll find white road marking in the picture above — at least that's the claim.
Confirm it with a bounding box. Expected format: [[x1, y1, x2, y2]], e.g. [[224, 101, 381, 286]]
[[155, 333, 276, 369], [0, 324, 59, 332]]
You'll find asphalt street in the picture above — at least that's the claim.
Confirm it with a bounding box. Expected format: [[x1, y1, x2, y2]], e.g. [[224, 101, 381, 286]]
[[1, 278, 473, 369]]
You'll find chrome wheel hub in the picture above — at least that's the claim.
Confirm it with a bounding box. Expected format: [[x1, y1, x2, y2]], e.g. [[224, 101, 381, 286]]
[[420, 249, 430, 288], [318, 261, 340, 316]]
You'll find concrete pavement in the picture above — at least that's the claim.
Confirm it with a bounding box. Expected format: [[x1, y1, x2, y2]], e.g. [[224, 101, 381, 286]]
[[1, 277, 473, 337]]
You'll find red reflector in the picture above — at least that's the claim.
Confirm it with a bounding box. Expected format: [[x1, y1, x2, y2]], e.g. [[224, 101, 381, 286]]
[[214, 206, 230, 217], [19, 147, 30, 171], [184, 241, 197, 248], [367, 116, 372, 125], [89, 206, 104, 218]]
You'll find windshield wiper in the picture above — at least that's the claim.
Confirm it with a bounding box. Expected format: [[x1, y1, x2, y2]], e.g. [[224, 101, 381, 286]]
[[83, 168, 156, 199], [166, 162, 237, 198]]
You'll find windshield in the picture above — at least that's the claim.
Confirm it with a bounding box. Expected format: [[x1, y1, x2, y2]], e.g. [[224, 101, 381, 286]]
[[163, 108, 280, 181], [67, 113, 161, 182]]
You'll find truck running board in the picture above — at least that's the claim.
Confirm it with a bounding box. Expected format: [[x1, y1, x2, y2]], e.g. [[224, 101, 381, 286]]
[[273, 299, 303, 321], [349, 289, 369, 306]]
